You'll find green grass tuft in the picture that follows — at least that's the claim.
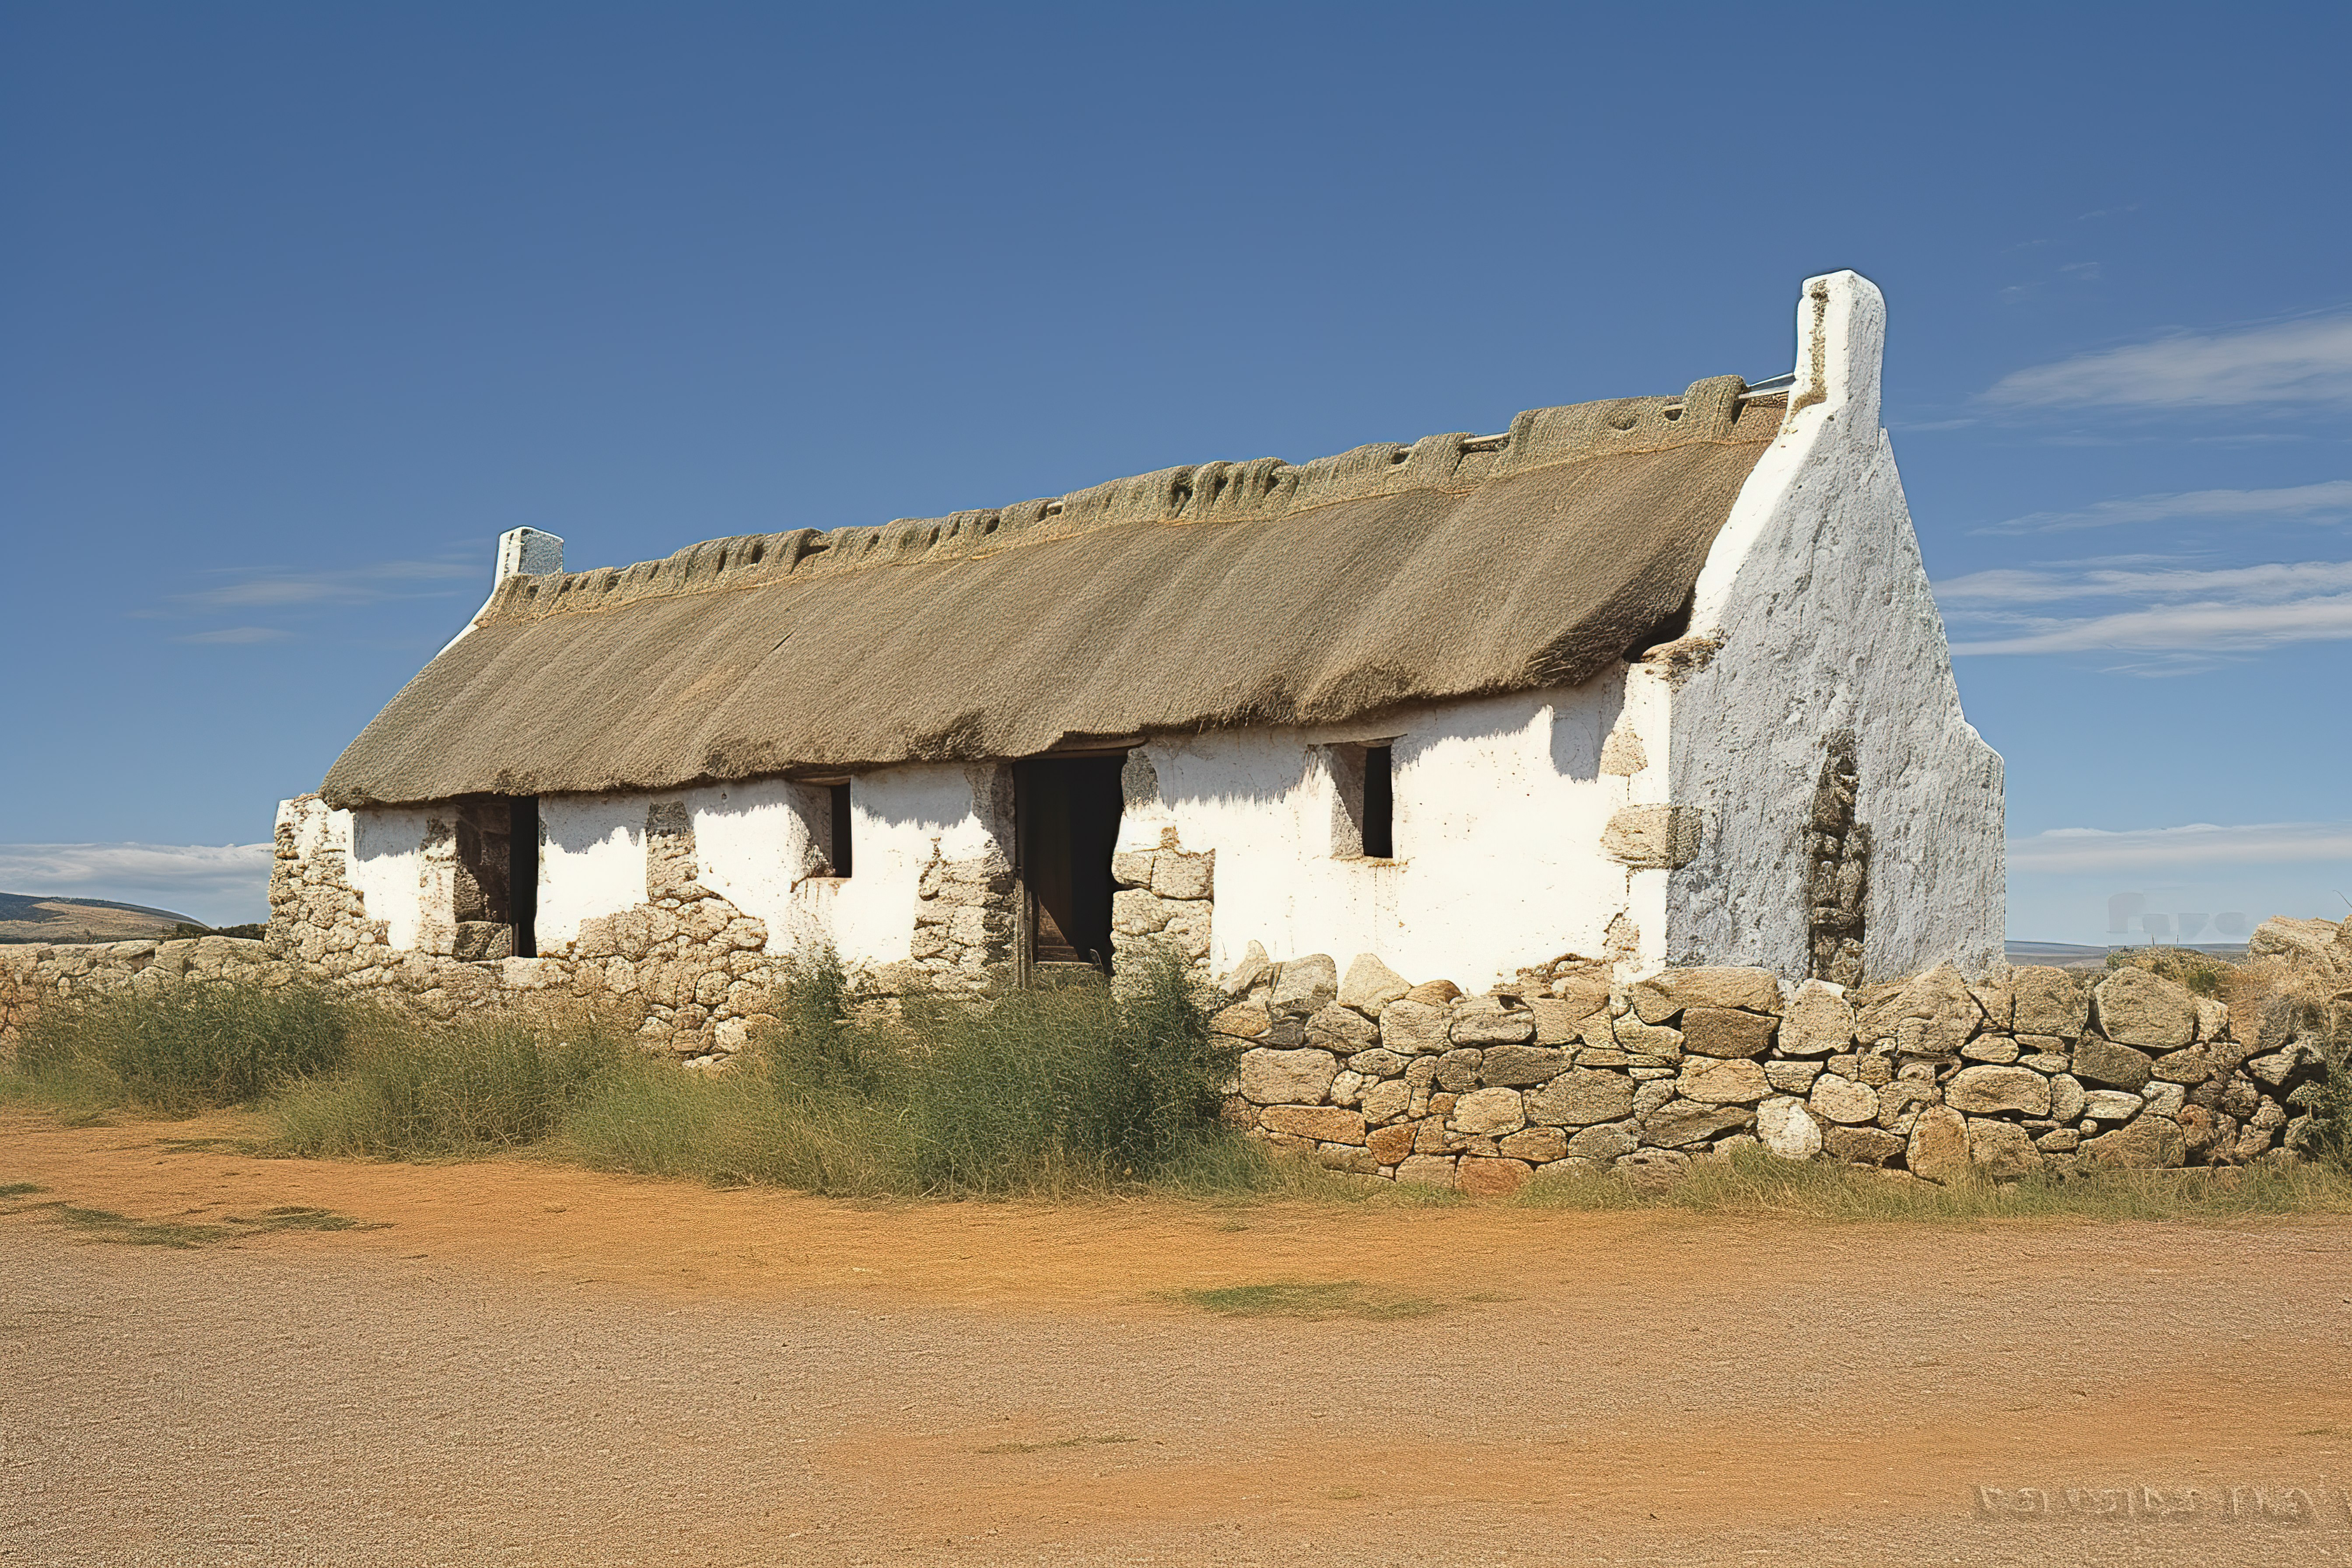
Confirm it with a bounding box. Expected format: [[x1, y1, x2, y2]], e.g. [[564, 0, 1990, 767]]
[[1166, 1280, 1442, 1320]]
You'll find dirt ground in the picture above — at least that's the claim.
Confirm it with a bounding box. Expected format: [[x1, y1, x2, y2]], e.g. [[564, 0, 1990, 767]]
[[5, 1110, 2352, 1566]]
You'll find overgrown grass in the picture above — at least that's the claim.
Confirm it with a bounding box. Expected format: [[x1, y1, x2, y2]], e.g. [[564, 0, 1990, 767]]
[[13, 983, 350, 1115], [561, 945, 1239, 1197], [1513, 1143, 2352, 1220], [2, 946, 1262, 1197], [270, 1012, 649, 1159]]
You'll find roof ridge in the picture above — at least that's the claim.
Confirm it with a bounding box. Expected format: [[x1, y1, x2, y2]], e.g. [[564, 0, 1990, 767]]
[[483, 377, 1773, 625]]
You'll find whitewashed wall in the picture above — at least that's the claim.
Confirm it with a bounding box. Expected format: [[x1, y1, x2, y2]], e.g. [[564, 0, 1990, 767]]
[[341, 804, 434, 952], [1121, 678, 1659, 992], [1664, 270, 2005, 980], [536, 794, 646, 949], [810, 764, 1002, 966]]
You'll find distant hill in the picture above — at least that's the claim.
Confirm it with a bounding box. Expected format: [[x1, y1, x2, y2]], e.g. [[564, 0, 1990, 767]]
[[0, 892, 210, 945], [2006, 940, 2251, 970]]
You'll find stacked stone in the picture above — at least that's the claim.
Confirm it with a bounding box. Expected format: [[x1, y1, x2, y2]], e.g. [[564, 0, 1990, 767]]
[[1109, 841, 1213, 974], [0, 936, 288, 1054], [910, 851, 1017, 992], [1804, 731, 1869, 987], [564, 886, 777, 1056], [269, 800, 403, 982], [1214, 923, 2345, 1192]]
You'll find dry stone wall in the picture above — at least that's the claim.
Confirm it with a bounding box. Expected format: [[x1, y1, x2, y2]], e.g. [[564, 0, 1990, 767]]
[[1211, 917, 2352, 1193]]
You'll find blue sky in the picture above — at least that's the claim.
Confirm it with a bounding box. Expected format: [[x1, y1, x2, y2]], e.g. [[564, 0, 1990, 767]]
[[3, 1, 2347, 938]]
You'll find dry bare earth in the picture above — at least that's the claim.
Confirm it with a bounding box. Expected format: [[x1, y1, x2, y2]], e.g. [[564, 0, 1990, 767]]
[[4, 1112, 2352, 1567]]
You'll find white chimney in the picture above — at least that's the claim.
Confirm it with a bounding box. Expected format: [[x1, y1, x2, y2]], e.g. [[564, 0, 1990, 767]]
[[495, 527, 565, 584]]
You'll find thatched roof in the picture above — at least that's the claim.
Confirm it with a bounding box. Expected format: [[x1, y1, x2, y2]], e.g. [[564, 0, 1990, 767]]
[[321, 377, 1785, 807]]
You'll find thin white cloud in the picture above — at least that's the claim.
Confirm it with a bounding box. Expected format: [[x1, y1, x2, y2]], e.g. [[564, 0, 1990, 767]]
[[2009, 821, 2352, 874], [175, 626, 295, 645], [174, 558, 476, 612], [1940, 556, 2352, 666], [1938, 557, 2352, 606], [1980, 480, 2352, 534], [1985, 312, 2352, 410], [0, 843, 275, 924], [1949, 592, 2352, 658]]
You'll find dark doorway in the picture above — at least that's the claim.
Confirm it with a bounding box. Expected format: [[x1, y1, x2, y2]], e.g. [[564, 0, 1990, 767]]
[[450, 795, 537, 960], [1015, 756, 1125, 974], [508, 796, 539, 957]]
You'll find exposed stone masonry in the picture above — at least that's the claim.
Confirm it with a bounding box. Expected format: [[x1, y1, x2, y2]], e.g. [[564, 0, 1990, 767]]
[[910, 851, 1017, 993], [1110, 833, 1213, 976], [8, 790, 2342, 1198], [1806, 729, 1869, 987]]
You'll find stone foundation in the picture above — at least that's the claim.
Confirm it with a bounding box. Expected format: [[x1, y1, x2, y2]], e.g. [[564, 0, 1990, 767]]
[[910, 851, 1017, 993]]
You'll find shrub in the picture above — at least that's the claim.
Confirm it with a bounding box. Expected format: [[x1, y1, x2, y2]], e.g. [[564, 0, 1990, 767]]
[[763, 946, 903, 1106], [16, 983, 350, 1113], [900, 945, 1225, 1194], [2106, 945, 2236, 998]]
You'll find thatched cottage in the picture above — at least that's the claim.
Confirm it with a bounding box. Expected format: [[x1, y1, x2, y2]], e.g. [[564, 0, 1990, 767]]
[[281, 270, 2002, 1009]]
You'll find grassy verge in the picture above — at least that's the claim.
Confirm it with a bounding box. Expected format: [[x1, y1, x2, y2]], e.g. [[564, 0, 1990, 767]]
[[1512, 1144, 2352, 1220], [4, 946, 1326, 1200], [556, 946, 1243, 1197], [7, 948, 2350, 1217]]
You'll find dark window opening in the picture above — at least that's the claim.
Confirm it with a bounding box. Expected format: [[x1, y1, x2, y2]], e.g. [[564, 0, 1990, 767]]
[[1362, 745, 1393, 859], [1333, 742, 1397, 860], [1015, 756, 1125, 974], [826, 782, 854, 877]]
